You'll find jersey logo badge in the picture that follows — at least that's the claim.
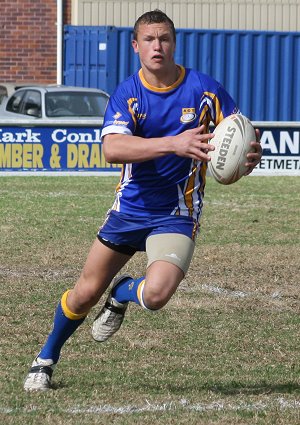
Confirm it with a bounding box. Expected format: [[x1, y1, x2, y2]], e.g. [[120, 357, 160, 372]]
[[180, 108, 197, 123]]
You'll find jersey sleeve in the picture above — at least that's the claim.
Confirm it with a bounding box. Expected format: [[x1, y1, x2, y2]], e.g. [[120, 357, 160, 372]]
[[101, 82, 137, 139]]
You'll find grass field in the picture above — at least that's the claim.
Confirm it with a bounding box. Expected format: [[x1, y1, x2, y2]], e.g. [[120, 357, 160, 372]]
[[0, 175, 299, 425]]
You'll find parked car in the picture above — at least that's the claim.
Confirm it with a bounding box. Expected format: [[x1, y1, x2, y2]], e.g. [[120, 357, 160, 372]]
[[0, 82, 41, 105], [0, 85, 109, 121]]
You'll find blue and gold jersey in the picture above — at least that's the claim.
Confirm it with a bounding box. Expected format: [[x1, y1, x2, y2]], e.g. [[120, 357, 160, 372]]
[[101, 65, 238, 221]]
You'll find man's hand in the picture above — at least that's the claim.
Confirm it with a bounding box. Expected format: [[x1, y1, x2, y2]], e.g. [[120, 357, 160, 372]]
[[244, 129, 262, 175], [173, 125, 215, 161]]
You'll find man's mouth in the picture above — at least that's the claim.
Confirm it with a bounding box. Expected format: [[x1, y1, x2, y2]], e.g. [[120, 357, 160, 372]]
[[152, 54, 164, 60]]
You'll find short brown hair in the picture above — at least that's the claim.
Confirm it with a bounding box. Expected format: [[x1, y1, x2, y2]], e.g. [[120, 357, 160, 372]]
[[133, 9, 176, 42]]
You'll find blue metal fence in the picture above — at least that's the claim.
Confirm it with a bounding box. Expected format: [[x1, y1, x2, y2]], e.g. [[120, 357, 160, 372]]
[[64, 26, 300, 121]]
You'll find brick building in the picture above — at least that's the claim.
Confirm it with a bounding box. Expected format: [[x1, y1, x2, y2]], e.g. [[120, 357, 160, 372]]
[[0, 0, 71, 83]]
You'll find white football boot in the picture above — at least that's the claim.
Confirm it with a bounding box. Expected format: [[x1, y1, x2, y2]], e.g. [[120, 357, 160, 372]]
[[92, 275, 132, 342], [24, 357, 55, 391]]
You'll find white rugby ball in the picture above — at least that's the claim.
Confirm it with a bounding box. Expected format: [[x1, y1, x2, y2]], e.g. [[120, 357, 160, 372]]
[[208, 114, 256, 185]]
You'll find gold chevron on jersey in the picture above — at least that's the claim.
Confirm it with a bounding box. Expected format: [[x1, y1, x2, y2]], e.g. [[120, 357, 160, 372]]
[[201, 91, 224, 125], [173, 160, 204, 222], [127, 98, 138, 127]]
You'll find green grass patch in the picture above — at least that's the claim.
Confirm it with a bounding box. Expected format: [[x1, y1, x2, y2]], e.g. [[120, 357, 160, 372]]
[[0, 176, 299, 424]]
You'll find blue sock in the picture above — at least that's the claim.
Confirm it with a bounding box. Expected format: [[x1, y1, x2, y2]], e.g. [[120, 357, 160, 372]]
[[38, 291, 87, 364], [112, 276, 145, 306]]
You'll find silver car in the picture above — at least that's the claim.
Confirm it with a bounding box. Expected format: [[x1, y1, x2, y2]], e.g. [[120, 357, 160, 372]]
[[0, 82, 42, 105], [0, 85, 109, 122]]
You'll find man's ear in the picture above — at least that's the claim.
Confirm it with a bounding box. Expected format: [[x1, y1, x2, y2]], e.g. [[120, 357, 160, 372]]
[[132, 39, 139, 53]]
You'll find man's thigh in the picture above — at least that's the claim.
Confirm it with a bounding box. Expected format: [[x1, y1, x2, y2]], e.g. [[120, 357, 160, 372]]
[[70, 239, 132, 309]]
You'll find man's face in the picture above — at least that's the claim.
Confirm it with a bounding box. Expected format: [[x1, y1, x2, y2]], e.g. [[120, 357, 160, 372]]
[[132, 22, 176, 72]]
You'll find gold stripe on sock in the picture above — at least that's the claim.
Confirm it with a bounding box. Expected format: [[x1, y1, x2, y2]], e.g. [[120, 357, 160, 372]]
[[137, 280, 145, 306], [61, 290, 89, 320]]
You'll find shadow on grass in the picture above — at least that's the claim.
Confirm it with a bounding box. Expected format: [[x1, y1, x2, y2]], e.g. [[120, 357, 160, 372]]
[[207, 381, 300, 396], [130, 380, 300, 397]]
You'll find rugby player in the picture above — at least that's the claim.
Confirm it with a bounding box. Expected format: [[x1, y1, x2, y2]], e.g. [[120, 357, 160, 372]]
[[24, 9, 262, 391]]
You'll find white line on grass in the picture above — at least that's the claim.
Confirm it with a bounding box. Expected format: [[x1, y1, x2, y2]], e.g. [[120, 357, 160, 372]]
[[1, 397, 299, 415], [66, 397, 300, 414]]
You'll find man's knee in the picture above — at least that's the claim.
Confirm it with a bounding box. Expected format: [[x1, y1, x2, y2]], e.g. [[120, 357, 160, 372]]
[[67, 284, 101, 313], [143, 286, 171, 310]]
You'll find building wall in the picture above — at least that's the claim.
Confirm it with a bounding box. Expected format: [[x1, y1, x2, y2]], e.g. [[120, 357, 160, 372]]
[[0, 0, 72, 83], [0, 1, 299, 83], [72, 0, 300, 31]]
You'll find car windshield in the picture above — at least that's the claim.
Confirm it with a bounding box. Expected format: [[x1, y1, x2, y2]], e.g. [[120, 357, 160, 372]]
[[45, 92, 109, 117]]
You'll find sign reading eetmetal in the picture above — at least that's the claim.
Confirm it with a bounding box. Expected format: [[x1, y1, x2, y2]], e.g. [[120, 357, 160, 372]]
[[256, 126, 300, 175]]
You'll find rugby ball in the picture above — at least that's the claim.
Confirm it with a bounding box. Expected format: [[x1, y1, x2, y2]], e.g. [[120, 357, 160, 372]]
[[208, 114, 256, 185]]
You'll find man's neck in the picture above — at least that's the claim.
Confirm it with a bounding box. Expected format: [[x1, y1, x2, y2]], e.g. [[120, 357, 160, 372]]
[[141, 64, 180, 88]]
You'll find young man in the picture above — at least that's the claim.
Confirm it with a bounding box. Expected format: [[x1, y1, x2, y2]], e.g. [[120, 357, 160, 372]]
[[24, 10, 262, 391]]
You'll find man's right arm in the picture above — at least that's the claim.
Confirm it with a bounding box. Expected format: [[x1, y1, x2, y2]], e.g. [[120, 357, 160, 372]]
[[103, 125, 215, 164]]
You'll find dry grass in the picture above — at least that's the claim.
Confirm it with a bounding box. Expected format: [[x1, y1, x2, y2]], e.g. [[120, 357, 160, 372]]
[[0, 176, 299, 424]]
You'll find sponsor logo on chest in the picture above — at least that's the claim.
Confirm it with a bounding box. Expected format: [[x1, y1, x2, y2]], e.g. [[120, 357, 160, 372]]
[[180, 108, 197, 123]]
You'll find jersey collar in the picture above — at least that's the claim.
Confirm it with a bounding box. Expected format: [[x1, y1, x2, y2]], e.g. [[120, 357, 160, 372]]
[[138, 65, 186, 92]]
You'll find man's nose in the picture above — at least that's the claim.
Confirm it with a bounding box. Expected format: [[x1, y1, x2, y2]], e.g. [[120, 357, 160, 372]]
[[153, 39, 161, 50]]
